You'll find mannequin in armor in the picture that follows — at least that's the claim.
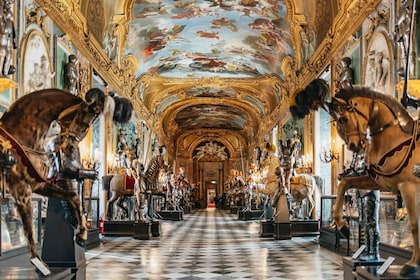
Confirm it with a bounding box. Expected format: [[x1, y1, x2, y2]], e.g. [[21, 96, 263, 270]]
[[64, 54, 79, 96], [278, 139, 296, 194], [47, 89, 107, 226], [0, 0, 16, 76], [360, 190, 380, 261], [339, 57, 354, 89]]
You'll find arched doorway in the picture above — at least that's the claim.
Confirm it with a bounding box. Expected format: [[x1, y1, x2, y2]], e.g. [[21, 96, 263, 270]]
[[206, 181, 217, 208]]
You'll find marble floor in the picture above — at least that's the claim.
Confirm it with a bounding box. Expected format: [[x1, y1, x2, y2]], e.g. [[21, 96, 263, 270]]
[[84, 208, 344, 280]]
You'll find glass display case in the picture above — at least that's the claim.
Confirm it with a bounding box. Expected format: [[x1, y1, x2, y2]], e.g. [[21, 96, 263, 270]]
[[1, 194, 42, 258], [319, 194, 359, 254], [83, 178, 101, 249], [378, 193, 410, 249], [320, 195, 336, 229], [319, 191, 412, 261]]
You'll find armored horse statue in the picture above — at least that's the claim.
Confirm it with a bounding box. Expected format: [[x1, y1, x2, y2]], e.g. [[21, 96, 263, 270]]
[[290, 78, 420, 275], [0, 88, 132, 272], [104, 146, 169, 222]]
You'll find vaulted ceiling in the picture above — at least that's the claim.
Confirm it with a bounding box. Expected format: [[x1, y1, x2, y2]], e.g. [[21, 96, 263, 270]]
[[123, 0, 336, 158], [37, 0, 381, 159]]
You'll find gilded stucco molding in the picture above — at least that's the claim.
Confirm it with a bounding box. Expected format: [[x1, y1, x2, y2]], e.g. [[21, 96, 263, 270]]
[[25, 4, 50, 41], [285, 0, 310, 70], [177, 130, 246, 160], [35, 0, 136, 99], [281, 0, 381, 91], [364, 6, 390, 45]]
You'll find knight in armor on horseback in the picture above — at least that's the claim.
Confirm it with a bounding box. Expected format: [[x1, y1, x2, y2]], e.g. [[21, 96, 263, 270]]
[[47, 89, 112, 231]]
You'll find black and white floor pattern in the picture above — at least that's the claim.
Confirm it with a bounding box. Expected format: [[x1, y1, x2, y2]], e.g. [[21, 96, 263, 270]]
[[85, 209, 343, 280]]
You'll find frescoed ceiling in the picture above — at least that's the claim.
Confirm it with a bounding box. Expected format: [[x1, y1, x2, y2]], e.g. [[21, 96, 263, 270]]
[[122, 0, 307, 156], [49, 0, 363, 157], [126, 0, 293, 79]]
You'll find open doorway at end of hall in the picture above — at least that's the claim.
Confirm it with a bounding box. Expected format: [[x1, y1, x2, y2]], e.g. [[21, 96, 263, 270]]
[[206, 181, 217, 208]]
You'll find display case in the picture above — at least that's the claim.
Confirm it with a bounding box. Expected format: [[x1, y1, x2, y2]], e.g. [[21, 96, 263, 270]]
[[319, 194, 360, 255], [319, 191, 412, 262], [1, 194, 42, 259], [377, 193, 413, 265], [320, 195, 336, 229], [83, 178, 101, 249]]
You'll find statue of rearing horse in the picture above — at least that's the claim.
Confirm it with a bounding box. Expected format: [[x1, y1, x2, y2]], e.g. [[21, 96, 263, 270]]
[[0, 88, 132, 272], [290, 78, 420, 275]]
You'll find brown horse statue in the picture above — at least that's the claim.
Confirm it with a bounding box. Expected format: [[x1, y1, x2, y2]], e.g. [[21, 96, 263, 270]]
[[290, 78, 420, 275], [0, 88, 132, 272], [104, 147, 168, 221], [257, 153, 317, 220]]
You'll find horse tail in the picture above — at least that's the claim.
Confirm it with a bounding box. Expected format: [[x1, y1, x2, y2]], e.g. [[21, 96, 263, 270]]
[[102, 175, 114, 191], [313, 175, 323, 194]]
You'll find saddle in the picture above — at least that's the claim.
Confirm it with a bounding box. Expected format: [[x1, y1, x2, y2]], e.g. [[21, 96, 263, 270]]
[[124, 175, 135, 191]]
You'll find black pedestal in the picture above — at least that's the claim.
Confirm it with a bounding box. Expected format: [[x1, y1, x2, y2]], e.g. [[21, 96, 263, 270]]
[[259, 220, 274, 237], [86, 228, 101, 249], [343, 256, 385, 280], [273, 222, 292, 240], [157, 210, 183, 221], [183, 205, 192, 214], [355, 265, 420, 279], [151, 220, 162, 237], [230, 206, 239, 214], [238, 210, 264, 220], [290, 220, 319, 236], [41, 198, 86, 268], [320, 227, 350, 255], [133, 222, 151, 240], [0, 267, 74, 280], [102, 221, 134, 236]]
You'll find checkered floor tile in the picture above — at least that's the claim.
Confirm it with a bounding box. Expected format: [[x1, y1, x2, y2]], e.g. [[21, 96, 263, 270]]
[[85, 209, 343, 279]]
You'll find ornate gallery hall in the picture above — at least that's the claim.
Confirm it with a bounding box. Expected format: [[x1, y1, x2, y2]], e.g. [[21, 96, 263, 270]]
[[2, 1, 420, 280], [83, 209, 343, 280]]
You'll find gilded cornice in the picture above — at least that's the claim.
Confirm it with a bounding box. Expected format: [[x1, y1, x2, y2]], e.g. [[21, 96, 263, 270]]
[[297, 0, 381, 86], [285, 0, 308, 70], [34, 0, 136, 98]]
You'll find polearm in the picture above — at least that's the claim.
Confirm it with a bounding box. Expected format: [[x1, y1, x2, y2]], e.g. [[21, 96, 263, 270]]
[[401, 0, 417, 107]]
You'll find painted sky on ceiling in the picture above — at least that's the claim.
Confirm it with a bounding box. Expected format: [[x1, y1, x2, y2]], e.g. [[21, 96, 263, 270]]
[[126, 0, 293, 78]]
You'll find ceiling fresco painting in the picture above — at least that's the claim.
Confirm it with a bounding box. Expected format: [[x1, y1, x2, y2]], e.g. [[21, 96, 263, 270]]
[[175, 104, 248, 130], [126, 0, 293, 78], [185, 86, 237, 98]]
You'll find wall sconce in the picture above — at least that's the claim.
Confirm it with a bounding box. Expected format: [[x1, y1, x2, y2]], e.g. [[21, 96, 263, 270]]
[[319, 148, 339, 163]]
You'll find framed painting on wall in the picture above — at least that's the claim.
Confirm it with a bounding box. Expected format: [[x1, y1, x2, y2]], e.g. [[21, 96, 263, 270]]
[[22, 30, 53, 95]]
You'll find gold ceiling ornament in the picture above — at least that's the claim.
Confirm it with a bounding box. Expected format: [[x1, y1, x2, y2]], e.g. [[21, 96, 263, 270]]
[[193, 141, 228, 161], [25, 3, 50, 41]]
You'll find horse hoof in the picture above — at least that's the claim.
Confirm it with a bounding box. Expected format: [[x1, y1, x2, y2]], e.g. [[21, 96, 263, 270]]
[[400, 264, 417, 276], [74, 236, 86, 248], [338, 225, 350, 239]]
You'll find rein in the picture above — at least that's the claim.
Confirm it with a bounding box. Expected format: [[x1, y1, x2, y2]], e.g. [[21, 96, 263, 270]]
[[339, 97, 417, 178], [0, 126, 47, 183]]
